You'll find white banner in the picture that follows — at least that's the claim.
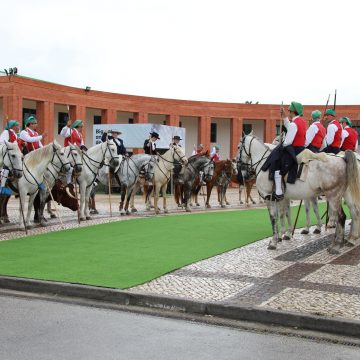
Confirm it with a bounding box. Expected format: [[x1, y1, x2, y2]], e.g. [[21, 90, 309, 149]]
[[93, 124, 186, 149]]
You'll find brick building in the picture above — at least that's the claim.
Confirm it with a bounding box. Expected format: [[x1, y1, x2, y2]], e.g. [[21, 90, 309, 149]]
[[1, 72, 360, 158]]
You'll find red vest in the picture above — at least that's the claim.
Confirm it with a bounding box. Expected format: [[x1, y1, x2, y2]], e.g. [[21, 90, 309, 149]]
[[64, 129, 83, 147], [8, 129, 17, 143], [292, 117, 307, 147], [329, 120, 342, 148], [211, 153, 220, 162], [25, 128, 41, 151], [342, 127, 358, 151], [310, 122, 326, 148]]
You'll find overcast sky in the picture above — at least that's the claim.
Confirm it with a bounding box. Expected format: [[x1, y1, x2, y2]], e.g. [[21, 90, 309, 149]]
[[2, 0, 359, 105]]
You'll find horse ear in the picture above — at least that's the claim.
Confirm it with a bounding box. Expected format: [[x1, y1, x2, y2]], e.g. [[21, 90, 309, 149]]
[[249, 130, 254, 136]]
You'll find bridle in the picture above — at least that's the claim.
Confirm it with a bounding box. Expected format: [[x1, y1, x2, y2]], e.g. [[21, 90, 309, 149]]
[[238, 135, 271, 177], [1, 144, 23, 173], [155, 145, 187, 181]]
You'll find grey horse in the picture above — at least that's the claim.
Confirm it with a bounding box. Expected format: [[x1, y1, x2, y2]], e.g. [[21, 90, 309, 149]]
[[175, 154, 214, 212], [98, 154, 156, 215]]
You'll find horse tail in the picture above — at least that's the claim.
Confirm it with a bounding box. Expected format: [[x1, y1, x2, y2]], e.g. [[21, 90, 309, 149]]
[[345, 150, 360, 206]]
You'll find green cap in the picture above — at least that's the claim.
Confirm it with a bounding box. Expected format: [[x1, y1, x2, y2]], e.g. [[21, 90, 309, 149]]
[[340, 116, 352, 127], [288, 101, 303, 116], [71, 119, 83, 128], [325, 109, 336, 116], [311, 110, 321, 120], [5, 120, 19, 130], [215, 145, 220, 150], [25, 115, 37, 127]]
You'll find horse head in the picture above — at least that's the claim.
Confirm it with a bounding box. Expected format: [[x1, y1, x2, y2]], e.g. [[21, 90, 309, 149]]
[[171, 144, 188, 165], [51, 140, 71, 174], [3, 141, 23, 179], [203, 157, 215, 182], [105, 139, 120, 170], [68, 143, 83, 175], [143, 155, 156, 182]]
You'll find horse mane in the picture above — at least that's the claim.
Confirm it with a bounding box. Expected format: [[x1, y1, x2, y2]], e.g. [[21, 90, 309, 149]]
[[245, 134, 272, 151], [24, 143, 56, 168], [188, 150, 210, 162]]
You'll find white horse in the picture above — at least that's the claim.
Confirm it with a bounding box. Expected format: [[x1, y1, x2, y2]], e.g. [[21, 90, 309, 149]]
[[77, 140, 120, 220], [14, 142, 71, 227], [98, 154, 156, 215], [34, 144, 83, 225], [146, 144, 188, 214], [237, 135, 360, 253]]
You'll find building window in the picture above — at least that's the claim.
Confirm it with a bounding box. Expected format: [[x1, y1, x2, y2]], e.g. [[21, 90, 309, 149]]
[[276, 125, 280, 136], [211, 123, 217, 143], [243, 124, 252, 135], [179, 121, 182, 127], [94, 115, 101, 125], [23, 108, 36, 128], [58, 112, 69, 134], [128, 118, 134, 124], [163, 120, 166, 125]]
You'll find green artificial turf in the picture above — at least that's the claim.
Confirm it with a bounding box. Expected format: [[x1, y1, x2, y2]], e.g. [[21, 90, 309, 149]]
[[0, 203, 327, 289]]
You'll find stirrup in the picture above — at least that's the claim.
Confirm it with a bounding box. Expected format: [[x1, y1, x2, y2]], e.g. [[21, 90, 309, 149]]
[[264, 192, 284, 201]]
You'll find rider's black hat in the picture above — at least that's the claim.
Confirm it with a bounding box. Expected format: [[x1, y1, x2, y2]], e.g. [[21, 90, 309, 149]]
[[150, 131, 160, 139]]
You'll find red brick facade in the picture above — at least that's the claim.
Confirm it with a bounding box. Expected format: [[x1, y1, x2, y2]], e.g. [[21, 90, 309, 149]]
[[1, 75, 360, 158]]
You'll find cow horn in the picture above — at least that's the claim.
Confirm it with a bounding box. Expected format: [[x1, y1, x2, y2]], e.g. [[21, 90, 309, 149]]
[[65, 187, 78, 200]]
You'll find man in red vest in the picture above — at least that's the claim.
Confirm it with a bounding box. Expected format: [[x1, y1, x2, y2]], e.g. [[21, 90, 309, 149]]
[[323, 109, 342, 154], [19, 116, 47, 154], [340, 117, 358, 152], [305, 110, 326, 153], [273, 101, 307, 200], [210, 145, 220, 162], [60, 119, 86, 150], [0, 120, 21, 189]]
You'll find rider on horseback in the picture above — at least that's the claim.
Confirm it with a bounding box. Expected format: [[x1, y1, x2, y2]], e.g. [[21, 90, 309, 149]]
[[323, 109, 342, 154], [305, 110, 326, 153], [19, 116, 47, 154], [340, 117, 358, 152], [172, 135, 184, 184], [262, 101, 307, 201]]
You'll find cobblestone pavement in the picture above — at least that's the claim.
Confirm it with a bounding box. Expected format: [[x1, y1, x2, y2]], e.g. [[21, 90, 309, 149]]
[[129, 224, 360, 322], [1, 188, 359, 324]]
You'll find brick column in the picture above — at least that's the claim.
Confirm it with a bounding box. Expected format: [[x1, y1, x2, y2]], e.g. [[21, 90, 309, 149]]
[[165, 114, 180, 127], [36, 101, 55, 143], [2, 95, 22, 128], [69, 105, 87, 144], [265, 118, 276, 143], [134, 112, 148, 124], [198, 116, 211, 152], [101, 108, 117, 124], [230, 117, 243, 159]]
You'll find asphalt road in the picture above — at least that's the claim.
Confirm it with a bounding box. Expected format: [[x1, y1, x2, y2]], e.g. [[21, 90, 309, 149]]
[[0, 294, 358, 360]]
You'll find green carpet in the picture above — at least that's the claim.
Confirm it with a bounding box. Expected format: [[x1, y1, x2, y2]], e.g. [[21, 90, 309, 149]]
[[0, 203, 327, 289]]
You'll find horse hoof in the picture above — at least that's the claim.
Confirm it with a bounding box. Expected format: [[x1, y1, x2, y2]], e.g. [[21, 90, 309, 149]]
[[267, 244, 277, 250], [131, 208, 138, 213], [225, 202, 230, 205], [164, 209, 169, 214], [313, 228, 321, 234], [80, 217, 86, 221], [3, 218, 10, 224], [146, 207, 151, 211], [252, 201, 256, 205], [186, 208, 192, 213], [221, 205, 226, 208], [240, 201, 244, 204], [126, 211, 131, 215], [282, 235, 291, 241], [206, 204, 211, 209], [196, 203, 200, 207], [327, 247, 340, 255], [120, 212, 125, 216], [345, 241, 354, 247], [86, 216, 91, 220], [301, 229, 309, 235], [50, 214, 57, 219]]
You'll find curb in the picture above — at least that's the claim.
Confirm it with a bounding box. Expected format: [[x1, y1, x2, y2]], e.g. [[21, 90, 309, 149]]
[[0, 275, 359, 338]]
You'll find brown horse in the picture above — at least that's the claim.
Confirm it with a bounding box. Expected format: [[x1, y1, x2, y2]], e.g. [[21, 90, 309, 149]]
[[193, 159, 237, 208]]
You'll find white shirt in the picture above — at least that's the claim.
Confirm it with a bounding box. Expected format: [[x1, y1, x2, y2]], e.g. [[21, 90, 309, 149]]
[[0, 129, 16, 143], [60, 126, 71, 138], [283, 116, 299, 147], [341, 126, 358, 151], [305, 122, 319, 147], [19, 128, 43, 147], [325, 122, 341, 146]]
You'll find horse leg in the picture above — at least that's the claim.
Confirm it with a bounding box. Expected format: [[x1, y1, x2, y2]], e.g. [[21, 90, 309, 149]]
[[124, 187, 134, 215], [221, 185, 227, 208], [267, 200, 280, 250], [311, 197, 322, 234], [247, 182, 256, 205], [206, 184, 212, 208], [239, 185, 244, 204], [84, 187, 92, 220], [284, 199, 292, 240], [79, 183, 86, 221], [119, 185, 127, 215], [327, 195, 346, 254], [153, 184, 160, 214], [163, 184, 168, 214], [47, 200, 56, 218], [38, 189, 49, 226], [278, 200, 286, 241], [344, 189, 360, 246], [301, 199, 311, 235], [3, 195, 11, 223]]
